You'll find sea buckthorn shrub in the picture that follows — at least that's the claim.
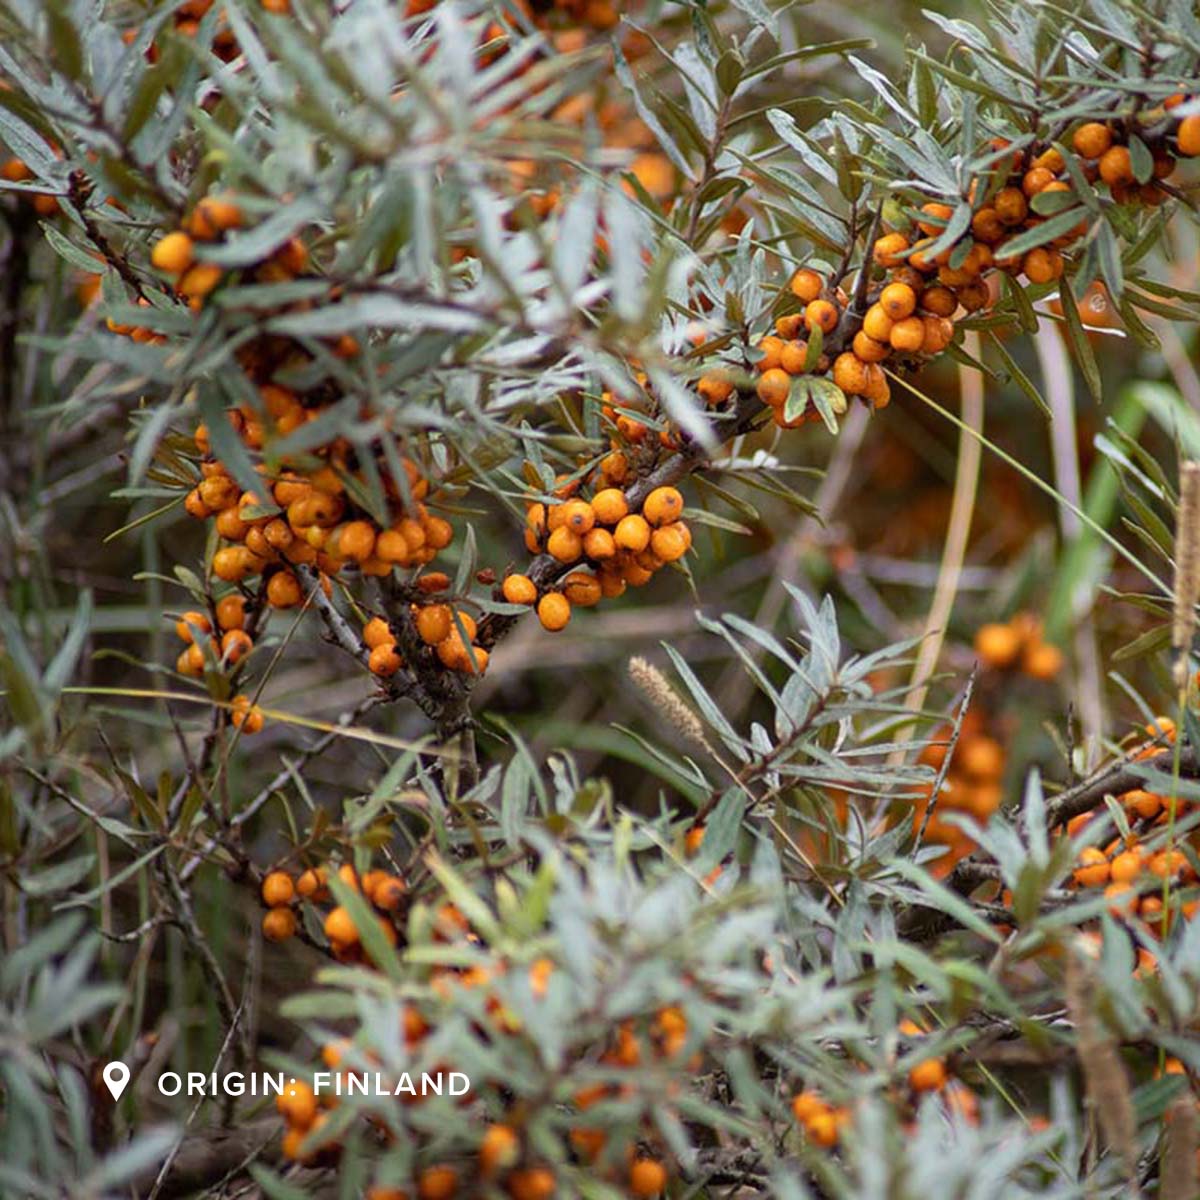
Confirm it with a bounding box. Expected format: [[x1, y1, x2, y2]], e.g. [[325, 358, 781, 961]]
[[4, 0, 1200, 1197]]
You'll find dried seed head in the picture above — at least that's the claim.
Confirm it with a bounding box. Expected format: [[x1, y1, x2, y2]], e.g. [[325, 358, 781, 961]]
[[1173, 461, 1200, 687], [629, 656, 708, 750]]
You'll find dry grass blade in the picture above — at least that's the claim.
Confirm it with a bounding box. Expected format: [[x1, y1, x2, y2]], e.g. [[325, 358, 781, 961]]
[[1173, 461, 1200, 688]]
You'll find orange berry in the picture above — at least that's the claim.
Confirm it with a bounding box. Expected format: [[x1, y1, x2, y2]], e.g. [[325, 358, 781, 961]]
[[879, 282, 917, 320], [1098, 145, 1133, 186], [416, 604, 452, 645], [506, 1169, 555, 1200], [590, 487, 629, 526], [547, 526, 583, 563], [862, 303, 894, 343], [1110, 849, 1144, 884], [262, 906, 296, 942], [1022, 641, 1064, 680], [296, 867, 329, 900], [628, 1158, 668, 1198], [323, 906, 358, 947], [832, 352, 868, 395], [368, 641, 403, 677], [364, 617, 393, 648], [562, 572, 603, 607], [888, 316, 925, 352], [266, 570, 302, 608], [755, 334, 786, 372], [175, 610, 212, 643], [1179, 113, 1200, 157], [614, 513, 651, 552], [479, 1123, 520, 1176], [150, 231, 195, 274], [583, 527, 617, 559], [416, 1166, 459, 1200], [336, 520, 376, 563], [220, 628, 254, 664], [261, 871, 295, 907], [537, 593, 571, 632], [373, 875, 407, 912], [642, 486, 683, 527], [974, 622, 1022, 669], [502, 574, 538, 605], [756, 367, 791, 408], [873, 232, 909, 267], [276, 1079, 317, 1127], [1023, 247, 1063, 285], [804, 298, 839, 334], [789, 267, 824, 302], [558, 498, 595, 535], [1072, 122, 1113, 159], [908, 1057, 947, 1092], [176, 262, 223, 299], [994, 187, 1028, 226]]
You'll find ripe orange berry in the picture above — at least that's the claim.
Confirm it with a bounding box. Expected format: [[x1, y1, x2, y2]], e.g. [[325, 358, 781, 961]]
[[1098, 145, 1133, 186], [590, 487, 629, 526], [779, 339, 809, 374], [643, 486, 683, 526], [1179, 114, 1200, 157], [175, 610, 212, 643], [1072, 122, 1113, 159], [862, 303, 894, 343], [921, 285, 957, 317], [537, 592, 571, 632], [323, 906, 358, 947], [261, 871, 295, 907], [336, 520, 376, 563], [1022, 166, 1056, 196], [176, 262, 223, 299], [1072, 847, 1110, 888], [563, 572, 603, 607], [908, 1057, 947, 1092], [803, 298, 839, 334], [879, 282, 917, 320], [373, 875, 407, 912], [262, 906, 297, 942], [1110, 849, 1145, 885], [958, 735, 1004, 780], [416, 604, 452, 645], [1022, 640, 1064, 680], [614, 513, 651, 552], [231, 695, 264, 734], [506, 1168, 555, 1200], [756, 367, 791, 408], [628, 1158, 668, 1198], [888, 316, 925, 352], [873, 232, 910, 267], [266, 570, 301, 608], [479, 1123, 520, 1176], [502, 574, 538, 605], [150, 231, 195, 274], [917, 202, 953, 235], [369, 642, 402, 677], [558, 498, 595, 535], [974, 623, 1022, 669], [276, 1079, 317, 1128], [296, 866, 329, 900], [583, 527, 617, 560], [697, 374, 735, 405], [364, 617, 393, 648], [789, 267, 823, 302], [649, 522, 690, 563], [219, 628, 253, 664], [1122, 789, 1162, 821], [1022, 247, 1063, 285], [831, 351, 867, 395], [416, 1166, 459, 1200], [994, 187, 1028, 226], [547, 526, 583, 563]]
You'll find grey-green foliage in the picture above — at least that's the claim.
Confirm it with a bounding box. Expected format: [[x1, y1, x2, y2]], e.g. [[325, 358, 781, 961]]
[[0, 914, 178, 1200]]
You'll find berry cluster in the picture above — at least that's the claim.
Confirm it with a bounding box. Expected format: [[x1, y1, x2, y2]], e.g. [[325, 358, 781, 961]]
[[973, 613, 1064, 682], [364, 605, 489, 678], [728, 104, 1200, 428], [506, 484, 690, 633]]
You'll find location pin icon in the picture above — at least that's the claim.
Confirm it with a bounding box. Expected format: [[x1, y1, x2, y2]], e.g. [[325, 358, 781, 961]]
[[102, 1061, 130, 1102]]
